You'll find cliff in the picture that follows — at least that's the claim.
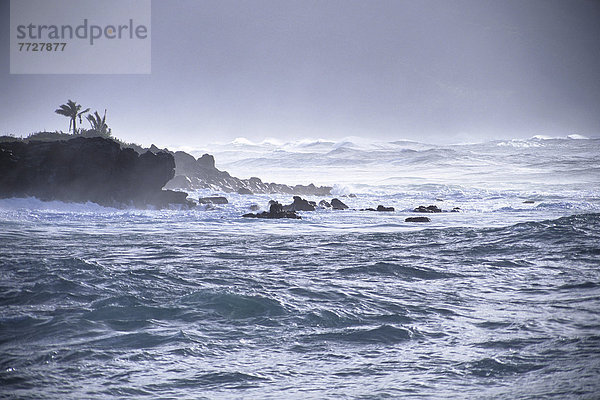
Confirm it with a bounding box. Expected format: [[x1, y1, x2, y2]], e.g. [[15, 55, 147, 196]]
[[0, 137, 192, 208]]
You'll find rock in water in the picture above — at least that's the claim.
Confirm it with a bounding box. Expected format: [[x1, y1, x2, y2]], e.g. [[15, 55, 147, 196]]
[[405, 217, 431, 222], [285, 196, 315, 211], [360, 205, 395, 212], [318, 200, 331, 208], [414, 205, 442, 213], [198, 196, 228, 204], [243, 201, 301, 219], [331, 198, 349, 210], [0, 137, 192, 209]]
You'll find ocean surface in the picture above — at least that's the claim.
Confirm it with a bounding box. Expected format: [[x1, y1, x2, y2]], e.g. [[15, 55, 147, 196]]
[[1, 136, 600, 399]]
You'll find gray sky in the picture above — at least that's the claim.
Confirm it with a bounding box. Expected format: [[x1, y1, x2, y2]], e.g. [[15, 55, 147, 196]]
[[1, 0, 600, 148]]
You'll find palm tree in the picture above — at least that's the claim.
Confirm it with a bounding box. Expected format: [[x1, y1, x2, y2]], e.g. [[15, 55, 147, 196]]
[[55, 100, 90, 134], [86, 109, 111, 137]]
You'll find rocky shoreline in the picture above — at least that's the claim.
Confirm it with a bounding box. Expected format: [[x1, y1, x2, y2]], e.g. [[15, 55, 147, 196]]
[[0, 136, 462, 218], [163, 150, 332, 196], [0, 135, 332, 209]]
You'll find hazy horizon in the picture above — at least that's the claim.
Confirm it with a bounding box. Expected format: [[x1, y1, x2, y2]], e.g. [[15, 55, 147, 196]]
[[1, 0, 600, 149]]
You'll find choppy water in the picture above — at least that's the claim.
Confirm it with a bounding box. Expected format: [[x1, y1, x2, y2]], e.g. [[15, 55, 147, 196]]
[[1, 137, 600, 398]]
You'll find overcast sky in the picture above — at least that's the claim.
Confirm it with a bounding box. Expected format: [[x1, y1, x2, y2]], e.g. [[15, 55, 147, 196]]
[[1, 0, 600, 148]]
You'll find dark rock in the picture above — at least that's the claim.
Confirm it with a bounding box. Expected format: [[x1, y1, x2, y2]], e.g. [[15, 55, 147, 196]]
[[523, 200, 535, 204], [414, 205, 442, 213], [360, 206, 394, 212], [237, 187, 253, 195], [318, 200, 331, 208], [285, 196, 315, 211], [151, 190, 193, 209], [0, 137, 192, 208], [451, 207, 461, 212], [331, 198, 349, 210], [197, 153, 216, 169], [436, 198, 444, 202], [198, 196, 228, 204], [291, 183, 331, 196], [243, 201, 301, 219], [405, 217, 431, 223], [164, 174, 192, 190], [173, 151, 200, 175], [170, 150, 332, 195], [148, 144, 169, 154], [349, 193, 357, 198]]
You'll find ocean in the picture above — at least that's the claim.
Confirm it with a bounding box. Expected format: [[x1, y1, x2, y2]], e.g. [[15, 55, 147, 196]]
[[1, 136, 599, 398]]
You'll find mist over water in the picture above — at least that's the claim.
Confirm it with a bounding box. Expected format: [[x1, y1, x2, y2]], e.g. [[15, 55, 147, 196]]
[[1, 136, 600, 398], [199, 135, 600, 191]]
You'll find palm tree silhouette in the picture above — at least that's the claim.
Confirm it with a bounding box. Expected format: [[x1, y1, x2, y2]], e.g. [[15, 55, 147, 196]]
[[55, 100, 90, 134], [87, 109, 111, 137]]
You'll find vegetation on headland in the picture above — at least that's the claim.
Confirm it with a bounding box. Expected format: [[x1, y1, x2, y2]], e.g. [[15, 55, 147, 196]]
[[0, 100, 146, 153], [86, 110, 111, 137]]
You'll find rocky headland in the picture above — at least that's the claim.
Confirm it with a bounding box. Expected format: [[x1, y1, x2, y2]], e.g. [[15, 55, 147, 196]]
[[0, 132, 333, 208], [0, 137, 192, 208]]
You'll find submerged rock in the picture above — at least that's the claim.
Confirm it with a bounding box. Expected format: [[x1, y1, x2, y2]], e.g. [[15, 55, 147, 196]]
[[198, 196, 228, 204], [331, 198, 349, 210], [523, 200, 535, 204], [414, 205, 442, 213], [405, 217, 431, 222], [249, 204, 260, 211], [243, 201, 301, 219], [361, 205, 395, 212]]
